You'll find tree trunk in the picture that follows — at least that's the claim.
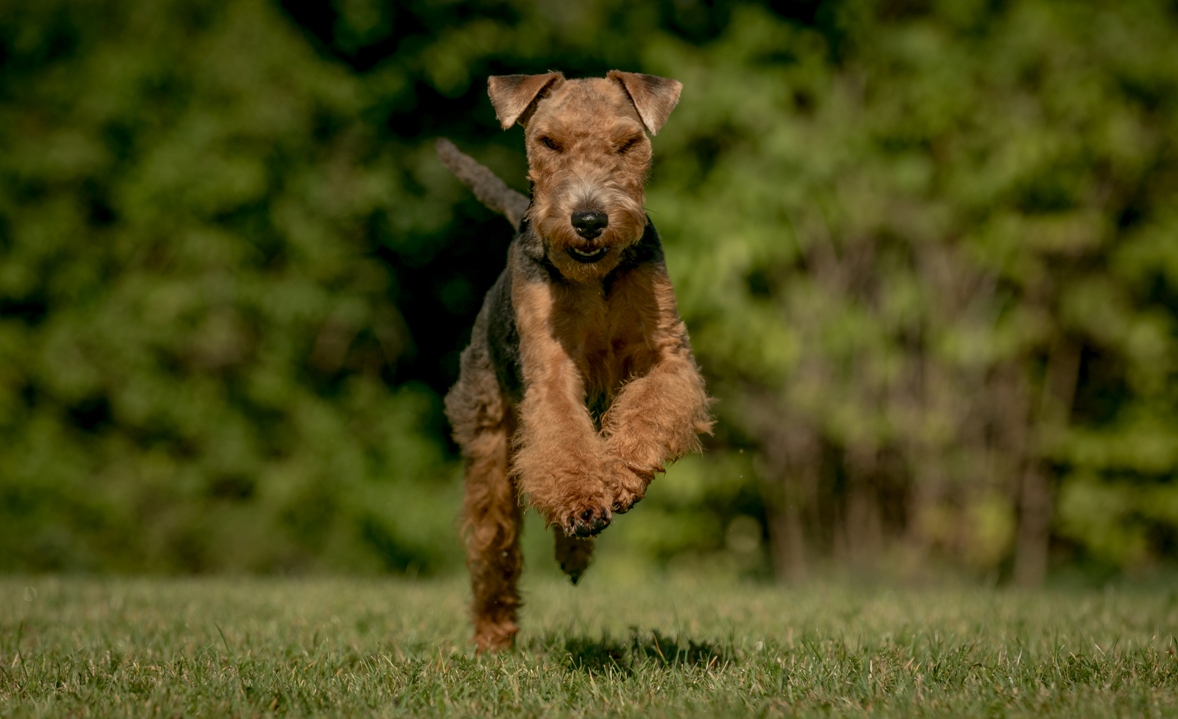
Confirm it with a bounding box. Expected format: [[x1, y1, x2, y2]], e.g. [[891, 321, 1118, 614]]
[[1014, 337, 1080, 587], [762, 420, 819, 583]]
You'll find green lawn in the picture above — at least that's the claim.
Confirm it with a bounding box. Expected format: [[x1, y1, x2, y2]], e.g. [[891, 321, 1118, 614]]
[[1, 576, 1176, 717]]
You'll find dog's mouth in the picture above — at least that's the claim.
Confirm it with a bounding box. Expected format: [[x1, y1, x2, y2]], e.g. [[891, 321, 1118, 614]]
[[567, 246, 609, 264]]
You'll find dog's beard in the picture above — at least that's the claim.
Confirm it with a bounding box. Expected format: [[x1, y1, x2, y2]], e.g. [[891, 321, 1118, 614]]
[[530, 183, 647, 283]]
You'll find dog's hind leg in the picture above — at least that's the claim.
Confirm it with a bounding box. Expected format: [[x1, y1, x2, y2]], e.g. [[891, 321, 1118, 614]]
[[462, 416, 522, 653], [446, 344, 523, 653], [554, 531, 594, 584]]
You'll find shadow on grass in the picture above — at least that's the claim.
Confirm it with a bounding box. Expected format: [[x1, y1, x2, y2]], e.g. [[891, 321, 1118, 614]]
[[547, 629, 724, 675]]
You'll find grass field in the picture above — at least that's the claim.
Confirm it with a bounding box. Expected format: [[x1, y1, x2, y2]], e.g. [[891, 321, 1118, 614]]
[[2, 576, 1177, 718]]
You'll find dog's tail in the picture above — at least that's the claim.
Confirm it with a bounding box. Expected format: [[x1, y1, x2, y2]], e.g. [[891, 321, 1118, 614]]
[[436, 138, 530, 228]]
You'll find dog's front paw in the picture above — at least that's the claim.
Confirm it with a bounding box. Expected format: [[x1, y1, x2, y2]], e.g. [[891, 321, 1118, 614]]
[[606, 461, 654, 514], [611, 484, 645, 514], [521, 462, 614, 537], [562, 501, 612, 538]]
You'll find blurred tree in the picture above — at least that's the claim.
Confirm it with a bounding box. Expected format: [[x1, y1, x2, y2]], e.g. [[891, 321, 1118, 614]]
[[0, 0, 463, 572], [2, 0, 1176, 581], [648, 0, 1178, 583]]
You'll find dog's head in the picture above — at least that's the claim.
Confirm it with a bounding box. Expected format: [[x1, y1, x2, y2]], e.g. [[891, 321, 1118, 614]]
[[488, 71, 681, 282]]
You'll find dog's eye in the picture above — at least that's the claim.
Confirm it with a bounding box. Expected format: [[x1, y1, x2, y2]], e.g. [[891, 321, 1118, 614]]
[[617, 137, 641, 154], [539, 136, 562, 152]]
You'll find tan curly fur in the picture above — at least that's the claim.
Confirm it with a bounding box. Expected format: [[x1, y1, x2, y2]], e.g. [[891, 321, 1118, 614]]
[[443, 71, 713, 653]]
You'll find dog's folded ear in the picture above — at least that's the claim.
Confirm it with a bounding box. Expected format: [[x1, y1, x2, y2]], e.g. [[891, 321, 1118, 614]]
[[607, 71, 682, 135], [488, 72, 565, 129]]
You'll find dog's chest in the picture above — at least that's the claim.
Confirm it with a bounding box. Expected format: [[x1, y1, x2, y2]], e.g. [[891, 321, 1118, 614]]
[[552, 282, 656, 411]]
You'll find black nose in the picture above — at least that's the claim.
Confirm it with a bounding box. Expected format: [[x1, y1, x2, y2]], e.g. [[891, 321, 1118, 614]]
[[571, 211, 608, 239]]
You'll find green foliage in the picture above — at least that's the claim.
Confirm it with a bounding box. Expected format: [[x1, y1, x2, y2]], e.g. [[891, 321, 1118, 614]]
[[2, 0, 1177, 578], [4, 577, 1178, 717], [643, 0, 1178, 577], [0, 0, 461, 573]]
